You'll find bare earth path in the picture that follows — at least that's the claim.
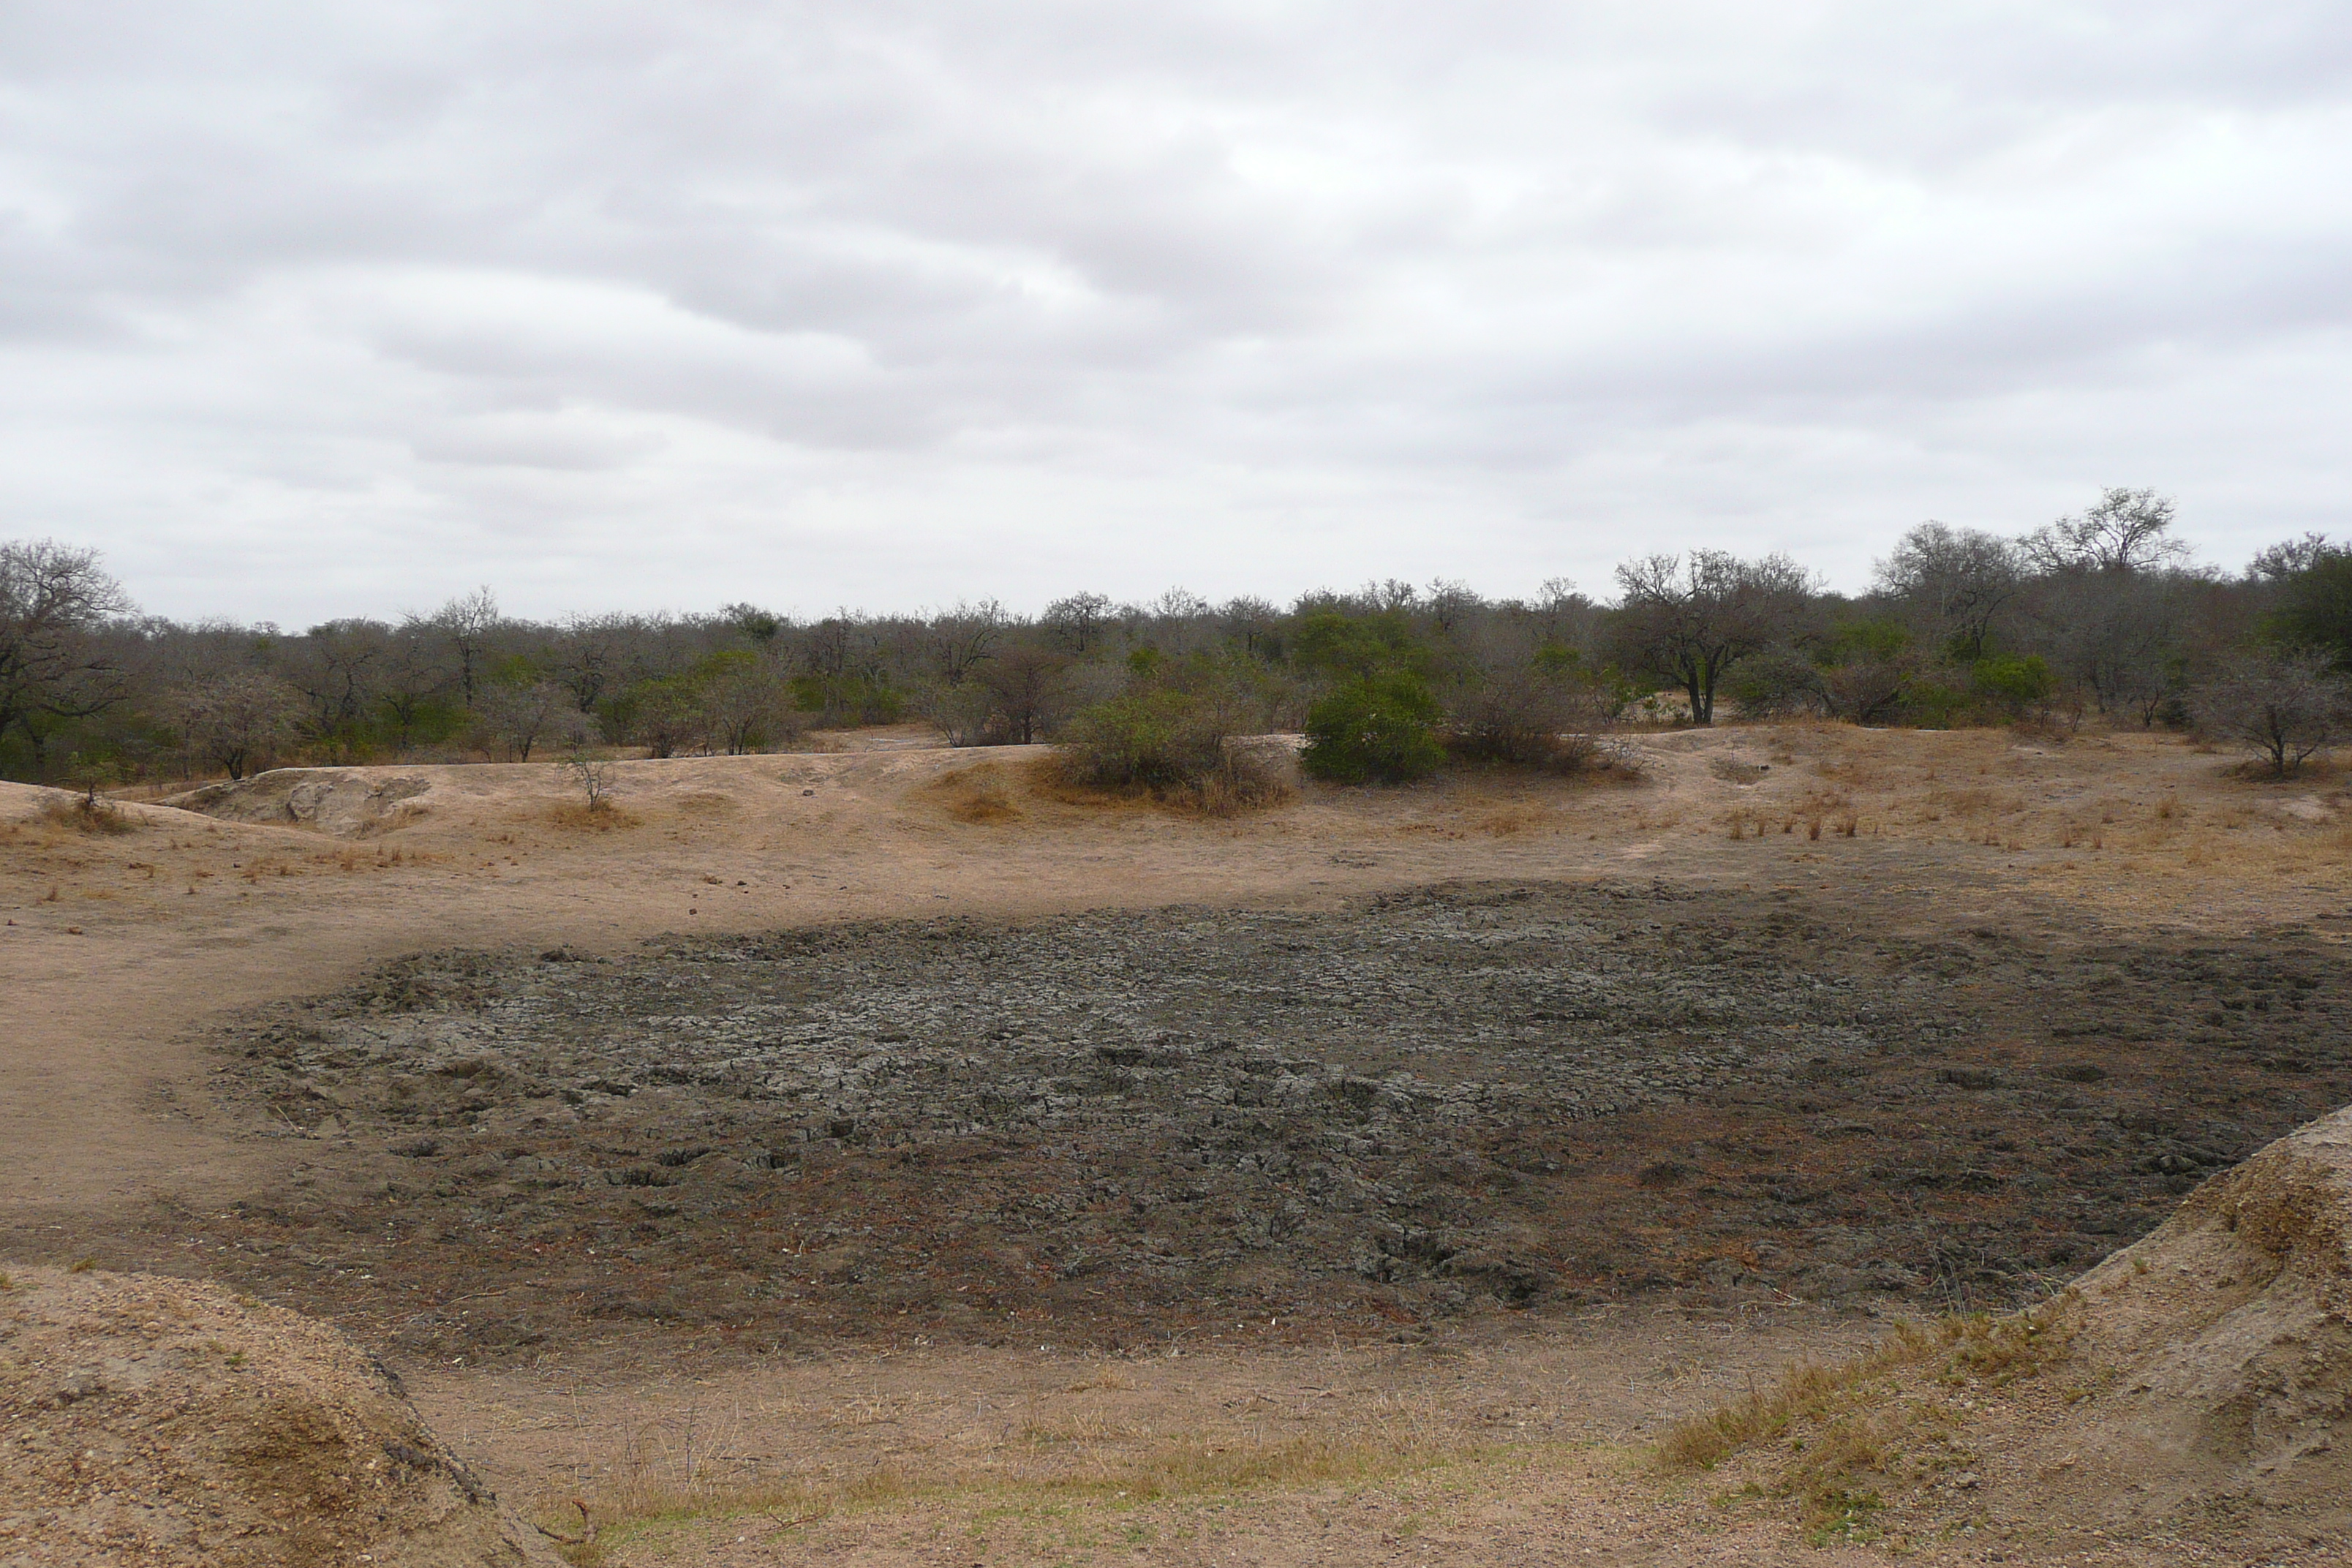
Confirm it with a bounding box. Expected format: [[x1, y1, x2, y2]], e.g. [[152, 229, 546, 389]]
[[4, 724, 2348, 1565]]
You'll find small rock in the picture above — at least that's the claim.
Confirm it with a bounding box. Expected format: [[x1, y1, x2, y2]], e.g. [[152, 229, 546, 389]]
[[55, 1369, 105, 1406]]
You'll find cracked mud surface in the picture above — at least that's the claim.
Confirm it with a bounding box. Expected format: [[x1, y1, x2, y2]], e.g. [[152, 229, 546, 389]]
[[179, 879, 2352, 1360]]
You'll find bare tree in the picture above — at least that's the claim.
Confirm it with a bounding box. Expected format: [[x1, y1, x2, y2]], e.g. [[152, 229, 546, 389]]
[[974, 643, 1076, 744], [2027, 569, 2189, 724], [424, 586, 502, 709], [1610, 550, 1817, 724], [1440, 616, 1616, 762], [0, 539, 134, 774], [2249, 533, 2339, 583], [283, 619, 387, 761], [1874, 523, 2021, 661], [477, 679, 582, 761], [562, 750, 617, 812], [924, 600, 1006, 686], [551, 613, 635, 715], [1039, 592, 1107, 655], [168, 668, 301, 780], [2021, 489, 2190, 576], [698, 652, 791, 754], [375, 624, 454, 750], [2192, 650, 2350, 774]]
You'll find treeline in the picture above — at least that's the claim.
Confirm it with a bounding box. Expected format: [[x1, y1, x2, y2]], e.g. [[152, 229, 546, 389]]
[[6, 489, 2351, 791]]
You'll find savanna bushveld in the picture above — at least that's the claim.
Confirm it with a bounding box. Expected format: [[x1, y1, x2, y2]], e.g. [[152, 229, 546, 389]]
[[5, 491, 2352, 1567], [7, 487, 2352, 797]]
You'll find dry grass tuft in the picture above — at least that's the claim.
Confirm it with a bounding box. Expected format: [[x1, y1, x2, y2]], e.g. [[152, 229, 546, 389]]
[[1475, 805, 1550, 836], [546, 801, 641, 832], [38, 792, 136, 836], [1657, 1297, 2081, 1539], [929, 764, 1025, 823], [544, 1413, 1480, 1565]]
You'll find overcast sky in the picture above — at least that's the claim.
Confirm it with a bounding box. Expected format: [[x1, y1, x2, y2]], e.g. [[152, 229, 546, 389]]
[[3, 3, 2347, 625]]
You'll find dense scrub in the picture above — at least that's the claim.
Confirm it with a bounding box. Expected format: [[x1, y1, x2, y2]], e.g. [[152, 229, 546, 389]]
[[12, 491, 2352, 786]]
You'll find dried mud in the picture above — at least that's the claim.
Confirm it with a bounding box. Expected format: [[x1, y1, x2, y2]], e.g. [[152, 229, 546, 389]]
[[170, 879, 2352, 1363]]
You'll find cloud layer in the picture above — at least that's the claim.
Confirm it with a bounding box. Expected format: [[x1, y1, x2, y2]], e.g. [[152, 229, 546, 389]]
[[3, 2, 2348, 622]]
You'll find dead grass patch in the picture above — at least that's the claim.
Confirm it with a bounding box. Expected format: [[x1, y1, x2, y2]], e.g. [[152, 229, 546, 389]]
[[37, 792, 136, 836], [928, 764, 1025, 824], [1474, 805, 1550, 836], [1658, 1297, 2081, 1538], [547, 802, 641, 832], [545, 1415, 1486, 1565]]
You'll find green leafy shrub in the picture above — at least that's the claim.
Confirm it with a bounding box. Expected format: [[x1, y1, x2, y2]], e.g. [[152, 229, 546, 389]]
[[1302, 671, 1445, 783], [1970, 654, 2055, 712], [788, 672, 904, 726], [1060, 688, 1227, 789]]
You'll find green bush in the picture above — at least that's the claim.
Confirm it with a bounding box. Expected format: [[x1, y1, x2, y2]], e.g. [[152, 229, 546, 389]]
[[1059, 688, 1226, 790], [1970, 654, 2055, 712], [1302, 671, 1445, 783], [788, 672, 904, 726]]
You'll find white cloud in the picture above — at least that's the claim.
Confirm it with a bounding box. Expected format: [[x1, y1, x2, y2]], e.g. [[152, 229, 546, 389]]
[[1, 1, 2348, 622]]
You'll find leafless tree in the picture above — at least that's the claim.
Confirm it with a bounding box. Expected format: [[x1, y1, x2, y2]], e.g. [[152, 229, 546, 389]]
[[2249, 533, 2339, 583], [2028, 569, 2190, 724], [1044, 592, 1112, 654], [1874, 522, 2021, 661], [282, 619, 386, 759], [699, 654, 791, 754], [2020, 489, 2190, 576], [168, 668, 302, 780], [974, 643, 1077, 744], [477, 679, 582, 761], [1610, 550, 1818, 724], [924, 600, 1005, 686], [551, 613, 636, 715], [562, 750, 617, 811], [2192, 650, 2350, 774], [423, 586, 502, 708], [375, 624, 453, 750], [1440, 617, 1617, 763], [0, 539, 134, 774]]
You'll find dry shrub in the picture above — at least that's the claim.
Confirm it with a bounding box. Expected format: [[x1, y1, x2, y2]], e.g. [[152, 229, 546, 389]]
[[1040, 741, 1291, 818], [38, 791, 135, 836]]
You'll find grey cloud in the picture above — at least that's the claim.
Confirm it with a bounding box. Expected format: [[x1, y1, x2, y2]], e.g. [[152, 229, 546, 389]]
[[0, 1, 2346, 620]]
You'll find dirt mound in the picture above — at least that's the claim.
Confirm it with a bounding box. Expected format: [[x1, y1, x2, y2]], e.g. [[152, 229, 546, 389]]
[[2040, 1103, 2352, 1539], [1680, 1104, 2352, 1559], [0, 1264, 559, 1567], [164, 769, 435, 837]]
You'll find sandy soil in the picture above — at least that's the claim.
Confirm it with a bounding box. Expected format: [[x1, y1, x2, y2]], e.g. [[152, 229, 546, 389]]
[[4, 723, 2348, 1565]]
